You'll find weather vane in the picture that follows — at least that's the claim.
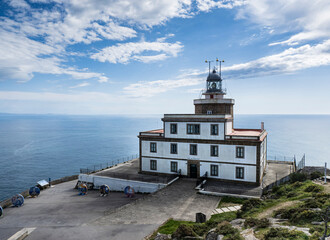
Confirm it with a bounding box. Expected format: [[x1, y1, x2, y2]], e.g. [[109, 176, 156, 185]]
[[205, 59, 225, 77]]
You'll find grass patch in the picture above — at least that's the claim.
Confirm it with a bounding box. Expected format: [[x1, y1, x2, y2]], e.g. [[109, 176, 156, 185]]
[[157, 219, 194, 235], [209, 211, 237, 223], [217, 196, 247, 208]]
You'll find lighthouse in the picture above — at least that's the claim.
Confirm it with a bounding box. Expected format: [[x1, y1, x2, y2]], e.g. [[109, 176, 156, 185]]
[[138, 61, 267, 185]]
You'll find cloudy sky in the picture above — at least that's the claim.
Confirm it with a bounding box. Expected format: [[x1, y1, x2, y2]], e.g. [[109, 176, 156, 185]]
[[0, 0, 329, 115]]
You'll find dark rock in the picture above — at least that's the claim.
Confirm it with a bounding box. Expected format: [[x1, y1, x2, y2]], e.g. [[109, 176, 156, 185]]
[[196, 212, 206, 223]]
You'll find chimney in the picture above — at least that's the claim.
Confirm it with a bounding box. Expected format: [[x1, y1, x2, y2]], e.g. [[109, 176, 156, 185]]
[[261, 122, 264, 131]]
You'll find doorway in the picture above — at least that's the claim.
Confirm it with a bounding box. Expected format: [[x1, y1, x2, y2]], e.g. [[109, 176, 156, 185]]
[[189, 164, 198, 178]]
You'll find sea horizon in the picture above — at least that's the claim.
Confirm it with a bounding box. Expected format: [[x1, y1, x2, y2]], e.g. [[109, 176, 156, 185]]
[[1, 113, 329, 201]]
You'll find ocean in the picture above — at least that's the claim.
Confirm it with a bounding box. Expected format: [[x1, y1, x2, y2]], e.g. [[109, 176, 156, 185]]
[[0, 114, 329, 201]]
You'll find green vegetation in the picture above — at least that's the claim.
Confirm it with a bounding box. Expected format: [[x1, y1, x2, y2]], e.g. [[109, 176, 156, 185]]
[[171, 224, 198, 239], [264, 228, 309, 240], [216, 221, 243, 240], [150, 174, 330, 240], [289, 172, 308, 183], [244, 217, 270, 229], [150, 212, 238, 240], [310, 171, 323, 180], [155, 219, 194, 235]]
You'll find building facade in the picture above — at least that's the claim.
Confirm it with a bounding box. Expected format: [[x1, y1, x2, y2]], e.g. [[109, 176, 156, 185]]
[[138, 69, 267, 185]]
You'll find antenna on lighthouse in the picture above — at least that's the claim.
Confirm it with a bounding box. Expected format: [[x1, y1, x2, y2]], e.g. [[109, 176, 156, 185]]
[[216, 58, 225, 78], [205, 60, 213, 74]]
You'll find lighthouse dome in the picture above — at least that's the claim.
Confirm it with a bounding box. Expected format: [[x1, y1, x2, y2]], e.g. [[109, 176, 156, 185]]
[[207, 69, 221, 81]]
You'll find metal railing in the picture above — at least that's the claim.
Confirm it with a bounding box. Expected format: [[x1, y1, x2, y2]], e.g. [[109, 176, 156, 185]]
[[297, 154, 306, 171], [262, 154, 306, 194], [268, 155, 295, 162], [262, 175, 290, 194], [79, 154, 139, 174]]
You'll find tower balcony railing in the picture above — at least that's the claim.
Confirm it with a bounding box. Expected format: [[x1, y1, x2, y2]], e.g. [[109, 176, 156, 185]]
[[205, 88, 227, 94]]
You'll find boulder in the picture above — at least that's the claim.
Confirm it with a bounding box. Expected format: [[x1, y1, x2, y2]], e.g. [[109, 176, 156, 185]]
[[154, 233, 171, 240]]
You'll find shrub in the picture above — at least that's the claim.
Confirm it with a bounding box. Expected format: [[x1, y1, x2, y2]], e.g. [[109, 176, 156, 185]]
[[192, 223, 209, 236], [244, 217, 270, 229], [289, 172, 308, 183], [304, 184, 323, 193], [241, 199, 263, 212], [291, 181, 303, 188], [264, 227, 308, 240], [171, 224, 197, 239], [303, 198, 323, 208], [310, 231, 322, 240], [291, 209, 321, 224], [216, 222, 243, 240], [309, 225, 323, 234], [274, 206, 301, 219], [271, 185, 280, 193], [310, 171, 323, 180]]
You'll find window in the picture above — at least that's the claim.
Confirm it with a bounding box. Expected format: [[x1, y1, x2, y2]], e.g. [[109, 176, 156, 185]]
[[170, 161, 178, 172], [170, 143, 177, 154], [150, 160, 157, 170], [211, 124, 219, 135], [150, 142, 157, 153], [236, 167, 244, 179], [210, 145, 219, 157], [236, 146, 244, 158], [207, 110, 213, 115], [210, 165, 219, 176], [190, 144, 197, 155], [187, 124, 200, 134], [170, 123, 177, 134], [225, 105, 231, 114]]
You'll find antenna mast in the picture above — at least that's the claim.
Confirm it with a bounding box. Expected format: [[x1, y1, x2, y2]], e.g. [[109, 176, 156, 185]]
[[205, 60, 213, 74], [216, 58, 225, 78]]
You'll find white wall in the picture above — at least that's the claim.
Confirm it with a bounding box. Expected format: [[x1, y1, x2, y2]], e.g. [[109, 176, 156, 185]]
[[141, 157, 187, 175], [200, 162, 256, 182], [78, 174, 166, 193], [140, 158, 256, 182], [225, 121, 233, 134], [164, 122, 225, 140], [142, 140, 257, 165]]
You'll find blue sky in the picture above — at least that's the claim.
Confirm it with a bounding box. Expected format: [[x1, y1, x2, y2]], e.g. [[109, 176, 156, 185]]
[[0, 0, 330, 115]]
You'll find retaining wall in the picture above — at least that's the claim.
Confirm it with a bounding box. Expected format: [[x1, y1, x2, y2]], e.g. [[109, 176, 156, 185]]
[[78, 174, 168, 193]]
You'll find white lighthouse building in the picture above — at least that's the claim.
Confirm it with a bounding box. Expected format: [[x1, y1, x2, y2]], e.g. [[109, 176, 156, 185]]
[[138, 66, 267, 185]]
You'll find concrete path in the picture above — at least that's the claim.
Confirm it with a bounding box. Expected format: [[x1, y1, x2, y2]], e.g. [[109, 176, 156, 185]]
[[0, 178, 219, 240], [211, 205, 241, 215], [92, 178, 220, 226]]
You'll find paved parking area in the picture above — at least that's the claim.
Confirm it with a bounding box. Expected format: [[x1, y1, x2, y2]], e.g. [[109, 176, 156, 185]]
[[0, 178, 220, 240], [92, 178, 220, 226], [0, 180, 146, 240]]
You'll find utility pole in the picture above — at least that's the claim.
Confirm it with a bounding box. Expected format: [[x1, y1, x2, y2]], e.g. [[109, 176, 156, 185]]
[[325, 162, 327, 184]]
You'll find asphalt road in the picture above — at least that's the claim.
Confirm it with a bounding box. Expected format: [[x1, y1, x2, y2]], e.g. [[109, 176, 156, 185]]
[[0, 178, 219, 240]]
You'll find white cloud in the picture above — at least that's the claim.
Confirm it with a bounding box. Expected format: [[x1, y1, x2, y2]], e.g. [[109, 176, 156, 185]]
[[0, 29, 108, 82], [91, 40, 183, 64], [223, 40, 330, 79], [124, 75, 203, 97], [69, 82, 90, 88], [236, 0, 330, 45], [0, 0, 197, 83], [196, 0, 245, 12]]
